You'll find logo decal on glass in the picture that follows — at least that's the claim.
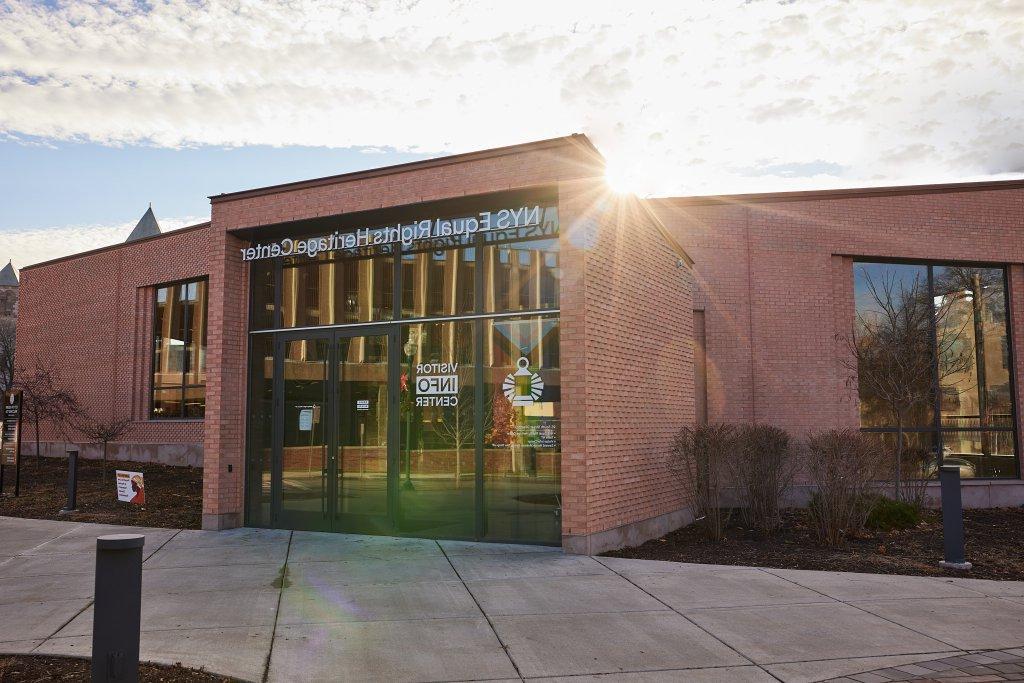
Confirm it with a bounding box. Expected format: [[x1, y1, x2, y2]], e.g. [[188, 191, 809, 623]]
[[503, 357, 544, 406]]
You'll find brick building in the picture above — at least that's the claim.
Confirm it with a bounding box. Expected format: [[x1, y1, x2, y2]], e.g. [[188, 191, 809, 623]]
[[13, 135, 1024, 551]]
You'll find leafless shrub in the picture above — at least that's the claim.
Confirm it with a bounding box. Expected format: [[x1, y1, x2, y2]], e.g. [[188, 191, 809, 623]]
[[805, 429, 891, 546], [730, 424, 799, 534], [0, 317, 14, 393], [77, 415, 134, 482], [668, 424, 737, 541], [899, 442, 936, 510]]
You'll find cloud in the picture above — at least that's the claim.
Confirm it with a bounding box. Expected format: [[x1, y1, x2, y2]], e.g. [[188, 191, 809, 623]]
[[0, 0, 1022, 197], [0, 217, 207, 268]]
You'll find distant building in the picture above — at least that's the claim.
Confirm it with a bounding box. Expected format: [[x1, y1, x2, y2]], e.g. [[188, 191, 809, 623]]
[[0, 261, 18, 318]]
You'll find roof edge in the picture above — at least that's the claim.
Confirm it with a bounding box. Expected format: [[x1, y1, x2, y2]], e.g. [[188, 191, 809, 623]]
[[210, 134, 604, 204], [21, 221, 211, 273], [634, 197, 694, 268], [652, 177, 1024, 206]]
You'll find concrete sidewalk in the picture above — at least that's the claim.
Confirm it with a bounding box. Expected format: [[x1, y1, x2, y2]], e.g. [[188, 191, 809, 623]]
[[1, 516, 1023, 682]]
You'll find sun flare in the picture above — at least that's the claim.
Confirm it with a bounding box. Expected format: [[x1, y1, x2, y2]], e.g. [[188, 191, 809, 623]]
[[604, 164, 645, 196]]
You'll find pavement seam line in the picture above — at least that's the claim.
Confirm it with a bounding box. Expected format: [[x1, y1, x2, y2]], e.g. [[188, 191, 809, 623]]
[[592, 556, 781, 681], [437, 542, 525, 682], [262, 530, 293, 683], [143, 527, 184, 563], [760, 567, 966, 652], [17, 523, 81, 555], [29, 525, 185, 653]]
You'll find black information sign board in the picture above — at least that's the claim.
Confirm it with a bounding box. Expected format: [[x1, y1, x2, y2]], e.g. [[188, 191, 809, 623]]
[[0, 390, 23, 496]]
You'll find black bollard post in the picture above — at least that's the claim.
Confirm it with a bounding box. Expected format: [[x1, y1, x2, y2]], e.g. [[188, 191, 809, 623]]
[[92, 534, 145, 683], [59, 448, 79, 514], [938, 465, 972, 571]]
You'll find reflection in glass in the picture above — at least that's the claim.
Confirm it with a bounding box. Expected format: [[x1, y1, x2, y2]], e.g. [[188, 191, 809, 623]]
[[484, 239, 559, 313], [280, 338, 329, 526], [398, 320, 475, 538], [336, 334, 389, 520], [878, 431, 937, 480], [401, 247, 476, 318], [281, 254, 395, 328], [854, 262, 1017, 479], [250, 259, 276, 330], [852, 262, 932, 429], [933, 267, 1012, 431], [247, 336, 274, 526], [484, 315, 560, 544], [152, 279, 207, 418], [941, 429, 1017, 478]]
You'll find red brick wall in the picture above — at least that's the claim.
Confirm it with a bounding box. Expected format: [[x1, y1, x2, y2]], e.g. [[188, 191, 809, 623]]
[[14, 225, 212, 455], [212, 140, 604, 232], [652, 186, 1024, 472], [560, 183, 695, 549], [205, 136, 606, 528]]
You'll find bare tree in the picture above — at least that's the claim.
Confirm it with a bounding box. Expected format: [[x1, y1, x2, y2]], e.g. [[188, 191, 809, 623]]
[[430, 382, 476, 488], [17, 361, 81, 457], [78, 415, 134, 482], [0, 317, 14, 393], [839, 267, 973, 502]]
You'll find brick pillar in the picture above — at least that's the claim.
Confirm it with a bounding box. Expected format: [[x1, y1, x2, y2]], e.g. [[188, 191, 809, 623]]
[[202, 228, 249, 530], [557, 178, 606, 549]]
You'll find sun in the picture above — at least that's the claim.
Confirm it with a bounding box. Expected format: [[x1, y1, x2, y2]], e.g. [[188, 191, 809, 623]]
[[604, 163, 645, 196]]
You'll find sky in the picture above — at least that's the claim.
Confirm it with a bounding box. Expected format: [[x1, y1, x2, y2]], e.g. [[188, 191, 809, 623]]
[[1, 0, 1022, 269]]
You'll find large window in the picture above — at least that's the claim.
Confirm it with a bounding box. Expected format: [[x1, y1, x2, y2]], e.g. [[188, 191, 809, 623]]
[[152, 279, 208, 419], [854, 262, 1017, 478], [246, 199, 562, 543]]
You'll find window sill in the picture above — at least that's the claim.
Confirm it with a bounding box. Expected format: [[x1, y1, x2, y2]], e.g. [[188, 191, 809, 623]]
[[147, 418, 206, 423]]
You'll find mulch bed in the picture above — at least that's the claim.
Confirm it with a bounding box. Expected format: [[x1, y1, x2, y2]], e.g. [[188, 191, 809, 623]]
[[0, 655, 233, 682], [603, 507, 1024, 581], [0, 455, 202, 529]]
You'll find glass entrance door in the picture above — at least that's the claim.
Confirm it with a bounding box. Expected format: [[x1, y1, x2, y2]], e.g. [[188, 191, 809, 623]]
[[274, 327, 397, 532], [278, 334, 330, 530], [334, 331, 395, 533]]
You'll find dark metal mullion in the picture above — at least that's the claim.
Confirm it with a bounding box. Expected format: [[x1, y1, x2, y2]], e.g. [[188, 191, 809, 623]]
[[927, 266, 944, 466], [474, 231, 485, 540], [999, 268, 1022, 479], [270, 335, 285, 525], [388, 325, 401, 531], [390, 244, 402, 530], [328, 334, 339, 528], [180, 283, 191, 418], [274, 259, 283, 329]]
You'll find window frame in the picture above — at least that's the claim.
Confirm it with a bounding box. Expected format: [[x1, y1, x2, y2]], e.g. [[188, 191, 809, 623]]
[[853, 259, 1020, 480], [149, 276, 209, 421]]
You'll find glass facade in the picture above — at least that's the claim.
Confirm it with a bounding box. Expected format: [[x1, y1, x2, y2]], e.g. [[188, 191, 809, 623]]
[[246, 199, 562, 544], [152, 279, 208, 419], [854, 261, 1017, 478]]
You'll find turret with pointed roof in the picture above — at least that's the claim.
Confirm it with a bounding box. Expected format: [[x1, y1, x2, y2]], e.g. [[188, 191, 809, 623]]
[[126, 205, 161, 242], [0, 261, 17, 287], [0, 261, 17, 318]]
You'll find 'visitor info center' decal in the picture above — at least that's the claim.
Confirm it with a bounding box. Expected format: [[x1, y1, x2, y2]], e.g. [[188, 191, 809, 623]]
[[414, 363, 459, 407]]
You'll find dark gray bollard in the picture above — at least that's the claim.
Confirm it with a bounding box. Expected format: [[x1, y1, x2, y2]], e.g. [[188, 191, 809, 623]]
[[92, 534, 145, 682], [59, 448, 79, 514], [938, 465, 972, 571]]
